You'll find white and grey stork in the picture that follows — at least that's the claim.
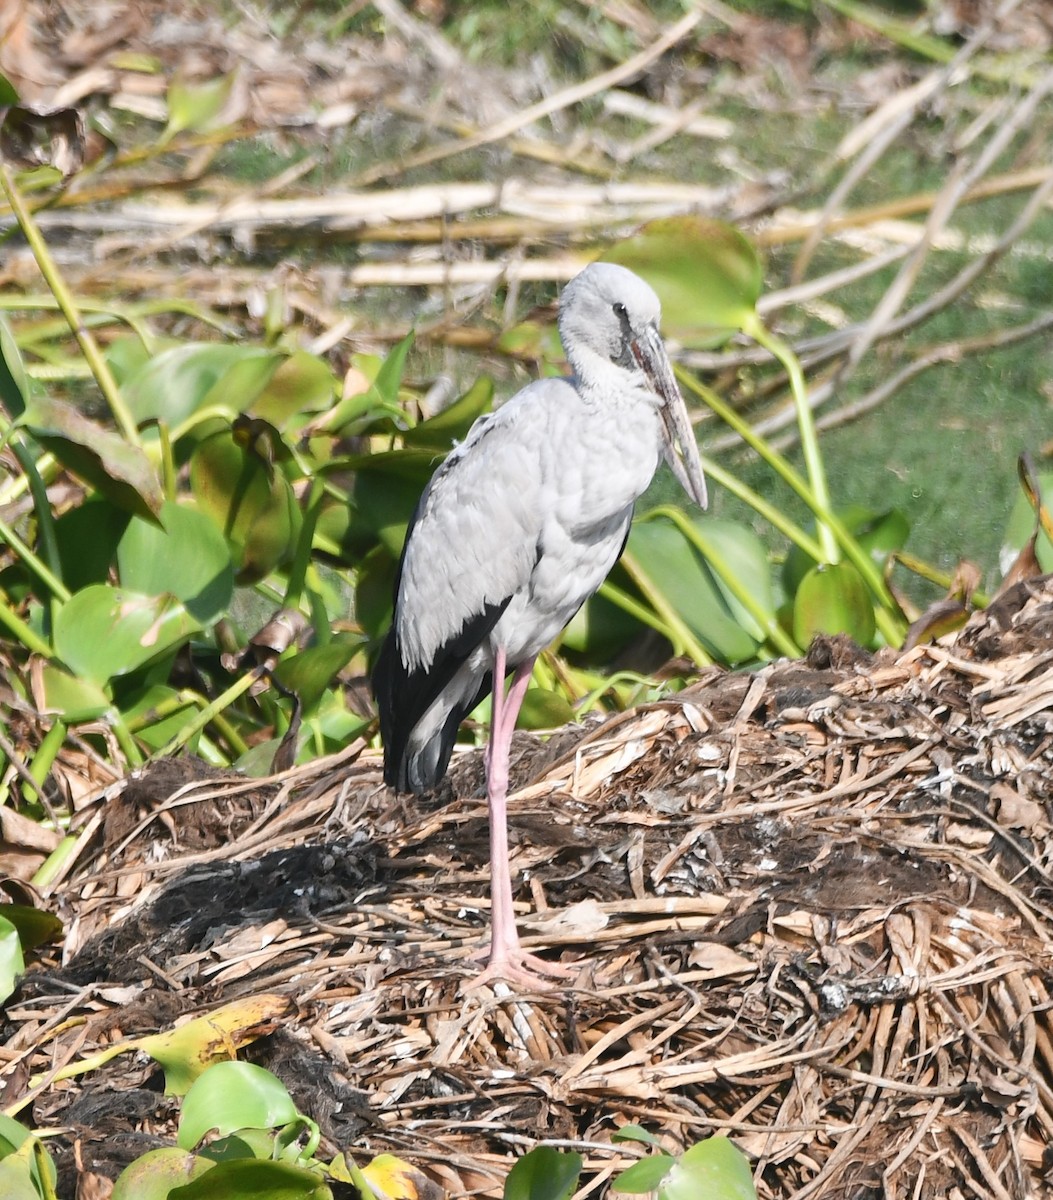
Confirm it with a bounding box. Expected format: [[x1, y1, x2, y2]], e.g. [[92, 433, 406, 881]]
[[372, 262, 708, 989]]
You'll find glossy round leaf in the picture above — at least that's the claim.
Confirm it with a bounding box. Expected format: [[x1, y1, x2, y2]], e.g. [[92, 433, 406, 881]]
[[53, 585, 200, 685], [54, 498, 132, 592], [252, 351, 336, 426], [792, 561, 876, 648], [612, 1154, 676, 1193], [170, 1158, 332, 1200], [272, 635, 362, 714], [1001, 469, 1053, 574], [190, 430, 301, 583], [38, 665, 112, 722], [23, 393, 164, 520], [517, 687, 575, 730], [118, 499, 234, 623], [124, 343, 284, 427], [112, 1148, 212, 1200], [0, 904, 62, 952], [603, 216, 763, 348], [503, 1147, 582, 1200], [178, 1061, 300, 1150], [660, 1138, 756, 1200], [783, 505, 909, 595], [401, 377, 494, 449]]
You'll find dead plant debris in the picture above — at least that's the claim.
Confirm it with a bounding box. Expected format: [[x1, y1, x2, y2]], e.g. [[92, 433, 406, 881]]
[[6, 578, 1053, 1198]]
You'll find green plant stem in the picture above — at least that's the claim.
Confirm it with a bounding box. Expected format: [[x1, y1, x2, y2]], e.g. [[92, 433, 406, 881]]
[[646, 505, 801, 658], [0, 165, 141, 444], [0, 509, 70, 603], [742, 314, 839, 565], [679, 369, 906, 644], [700, 455, 825, 563], [154, 671, 260, 758], [0, 601, 53, 658], [616, 552, 715, 666]]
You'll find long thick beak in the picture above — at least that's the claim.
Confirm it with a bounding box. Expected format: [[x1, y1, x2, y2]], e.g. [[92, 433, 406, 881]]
[[632, 324, 708, 510]]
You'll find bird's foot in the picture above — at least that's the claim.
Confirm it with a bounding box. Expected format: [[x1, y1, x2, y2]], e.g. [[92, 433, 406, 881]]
[[463, 948, 579, 993]]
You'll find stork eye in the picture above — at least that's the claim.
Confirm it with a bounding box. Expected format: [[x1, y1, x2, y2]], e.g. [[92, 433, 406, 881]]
[[612, 302, 627, 318]]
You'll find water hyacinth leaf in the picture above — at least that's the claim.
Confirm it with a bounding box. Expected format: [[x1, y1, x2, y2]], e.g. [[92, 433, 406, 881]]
[[53, 499, 131, 592], [165, 73, 235, 137], [602, 216, 763, 347], [354, 545, 397, 639], [118, 500, 234, 623], [361, 1153, 437, 1200], [612, 1125, 665, 1148], [53, 585, 199, 685], [169, 1158, 332, 1200], [0, 1114, 32, 1158], [322, 331, 415, 433], [503, 1147, 582, 1200], [178, 1062, 300, 1150], [0, 72, 18, 105], [123, 344, 285, 428], [0, 1159, 41, 1200], [784, 505, 910, 595], [190, 430, 301, 583], [660, 1138, 757, 1200], [401, 377, 494, 448], [0, 904, 62, 952], [22, 394, 164, 519], [140, 994, 293, 1097], [495, 320, 564, 364], [344, 449, 440, 558], [793, 561, 876, 648], [38, 665, 112, 722], [0, 916, 24, 1004], [0, 1125, 57, 1200], [112, 1148, 212, 1200], [626, 516, 772, 665], [611, 1154, 676, 1193], [517, 687, 575, 730], [251, 351, 336, 427], [0, 315, 28, 418], [272, 635, 361, 714], [1001, 470, 1053, 574]]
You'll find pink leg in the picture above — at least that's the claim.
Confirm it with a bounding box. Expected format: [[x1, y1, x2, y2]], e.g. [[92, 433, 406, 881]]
[[465, 648, 575, 991]]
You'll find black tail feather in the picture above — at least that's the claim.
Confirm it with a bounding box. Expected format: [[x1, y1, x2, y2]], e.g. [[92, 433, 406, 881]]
[[372, 599, 509, 793]]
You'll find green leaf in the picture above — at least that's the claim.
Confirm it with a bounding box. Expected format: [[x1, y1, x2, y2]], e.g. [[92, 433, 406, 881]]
[[503, 1147, 582, 1200], [165, 74, 235, 137], [0, 1159, 40, 1200], [342, 448, 439, 558], [321, 331, 414, 432], [0, 916, 25, 1005], [54, 498, 132, 592], [612, 1154, 676, 1193], [124, 344, 284, 428], [1002, 470, 1053, 573], [272, 636, 361, 714], [0, 1114, 31, 1158], [626, 515, 773, 665], [792, 561, 876, 648], [0, 315, 29, 418], [118, 500, 234, 623], [660, 1138, 756, 1200], [517, 687, 575, 730], [251, 352, 335, 427], [611, 1125, 665, 1148], [190, 430, 301, 583], [602, 217, 764, 348], [401, 377, 494, 448], [22, 394, 164, 520], [38, 666, 112, 722], [53, 585, 200, 685], [0, 904, 62, 953], [112, 1148, 213, 1200], [170, 1159, 331, 1200], [178, 1062, 300, 1151], [0, 73, 19, 106], [783, 505, 909, 595]]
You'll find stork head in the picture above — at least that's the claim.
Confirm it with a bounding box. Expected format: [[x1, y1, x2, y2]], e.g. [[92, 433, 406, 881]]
[[558, 262, 708, 509]]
